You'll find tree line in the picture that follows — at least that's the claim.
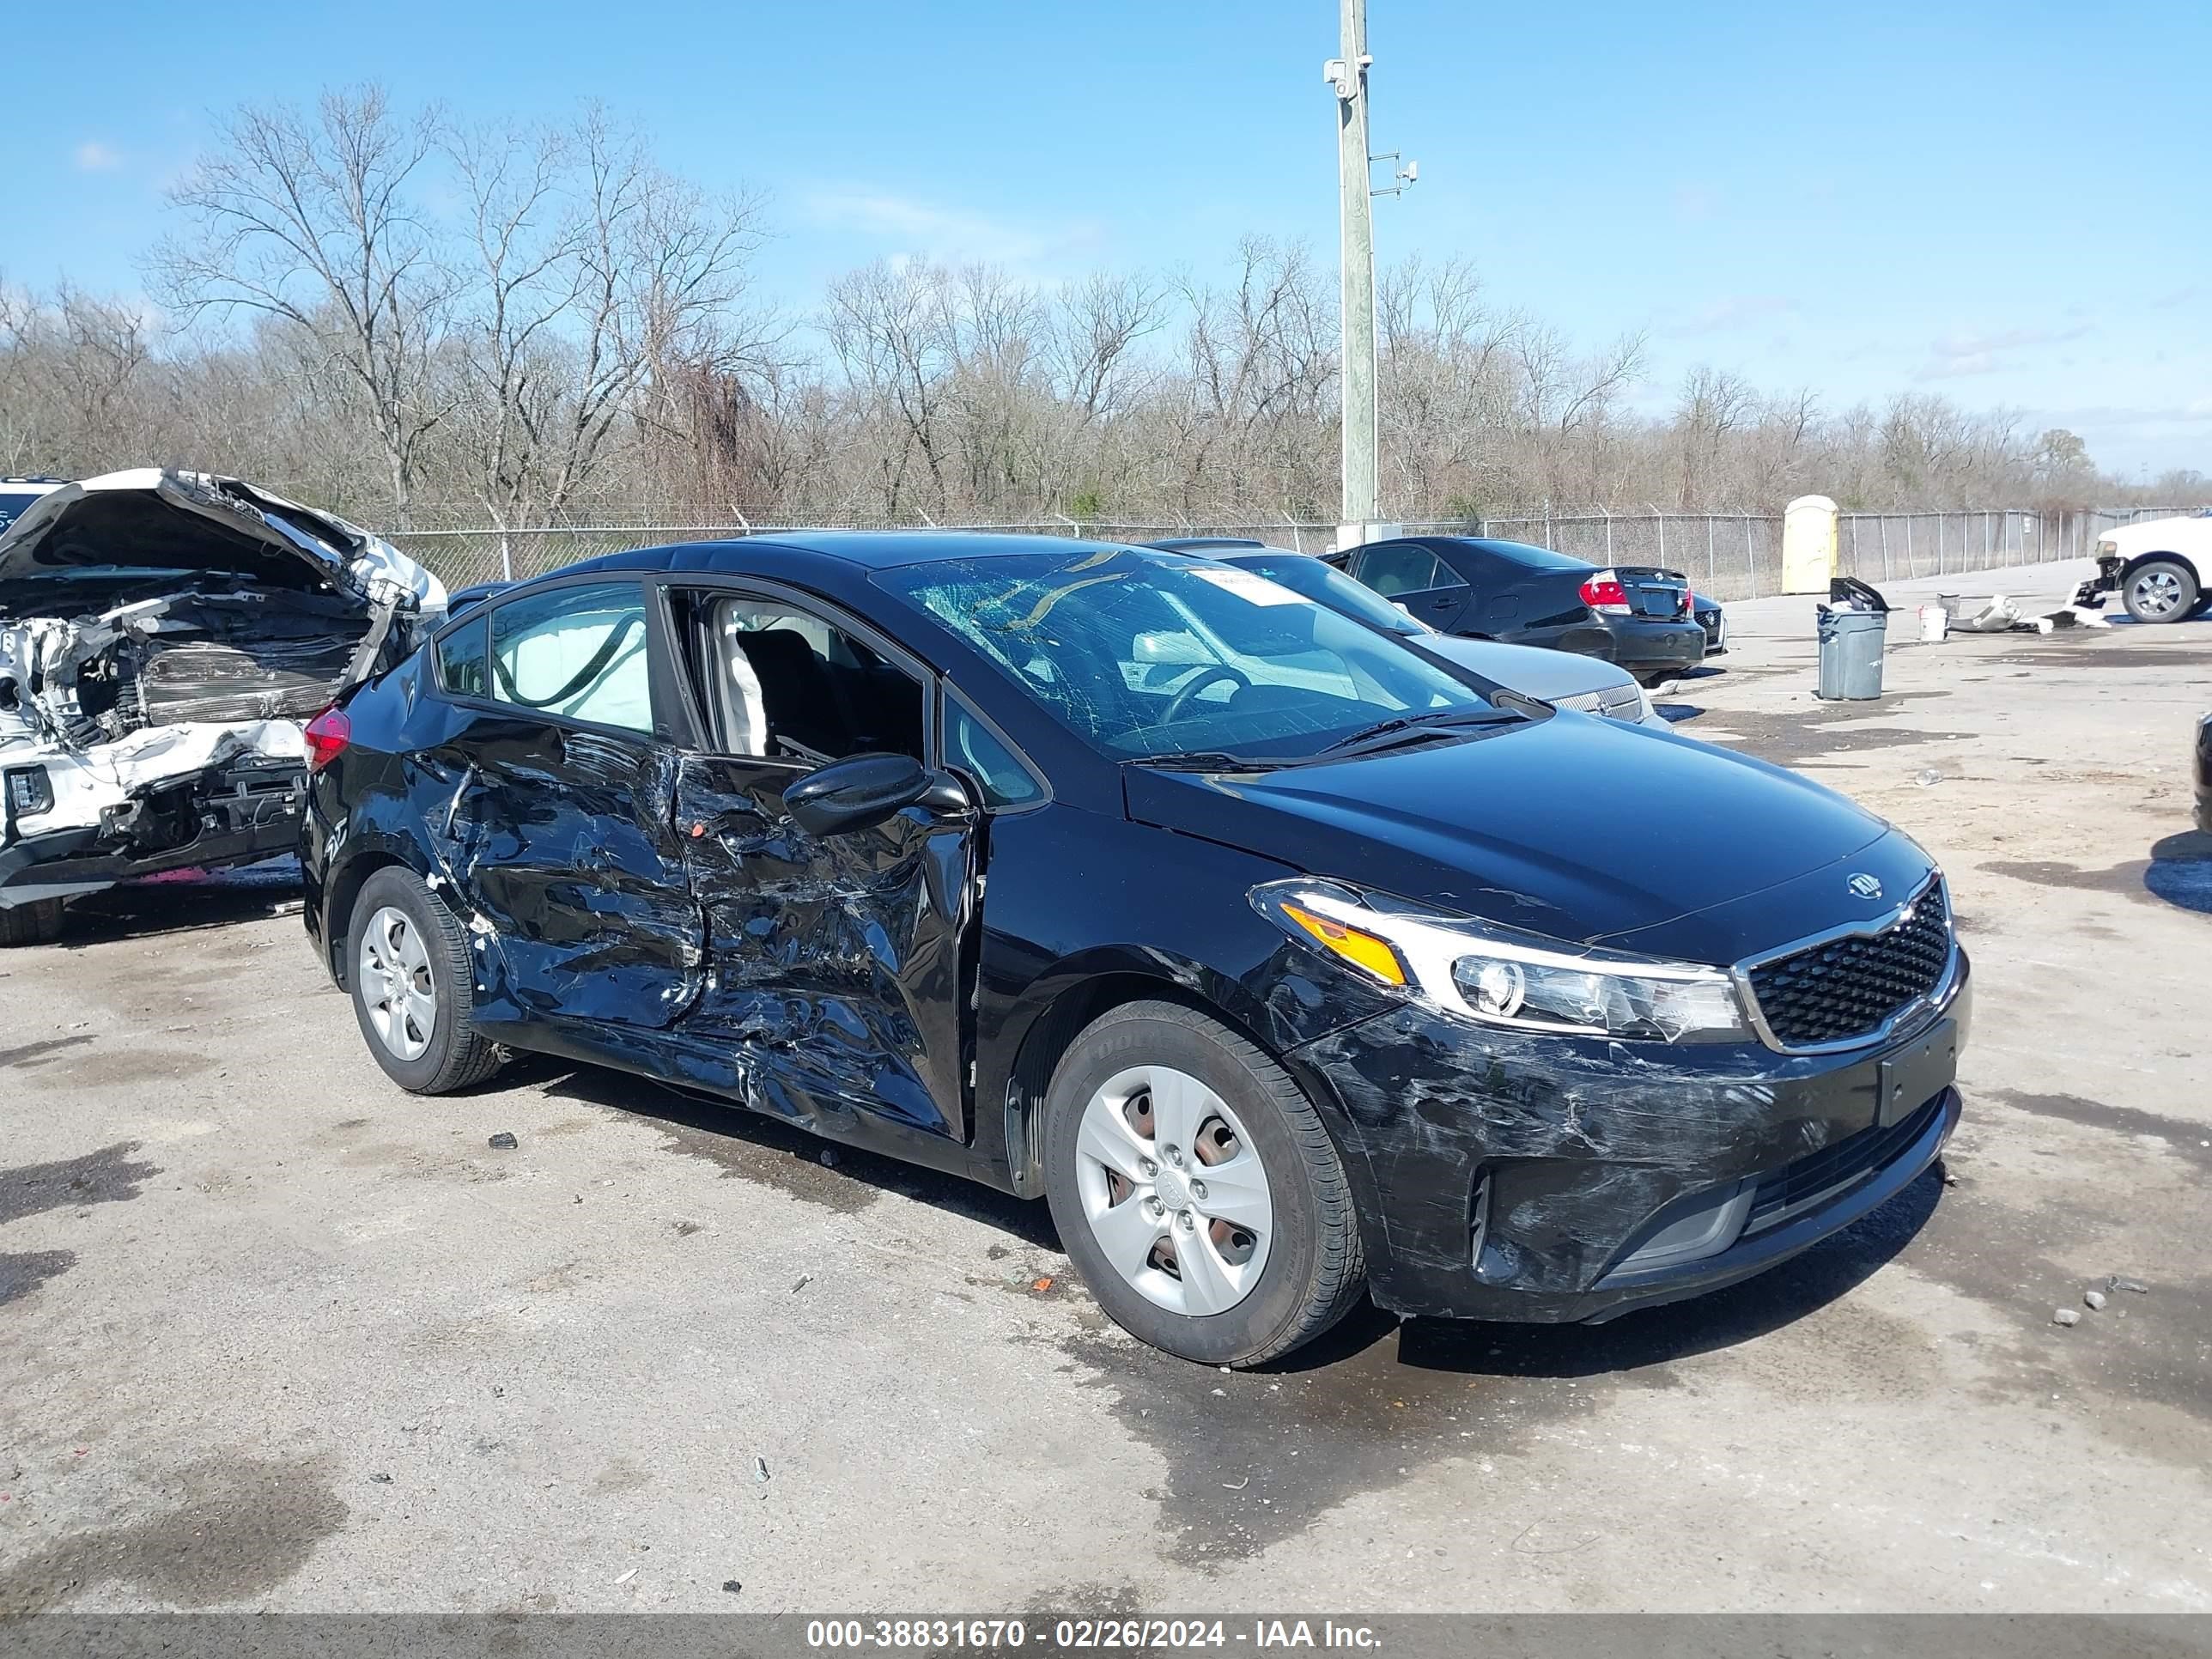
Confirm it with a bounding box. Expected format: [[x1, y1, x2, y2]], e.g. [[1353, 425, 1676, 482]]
[[2, 87, 2197, 533]]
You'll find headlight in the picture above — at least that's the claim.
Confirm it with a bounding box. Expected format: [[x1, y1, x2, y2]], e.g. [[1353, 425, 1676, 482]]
[[2095, 538, 2118, 556], [1251, 878, 1751, 1044]]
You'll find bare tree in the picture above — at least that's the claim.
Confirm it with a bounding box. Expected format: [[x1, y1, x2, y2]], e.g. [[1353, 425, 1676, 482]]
[[446, 107, 771, 531], [150, 86, 455, 525]]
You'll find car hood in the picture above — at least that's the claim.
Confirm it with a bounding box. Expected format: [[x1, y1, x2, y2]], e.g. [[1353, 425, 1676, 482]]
[[1124, 712, 1908, 963], [2102, 514, 2212, 556], [0, 469, 444, 617], [1413, 634, 1635, 700]]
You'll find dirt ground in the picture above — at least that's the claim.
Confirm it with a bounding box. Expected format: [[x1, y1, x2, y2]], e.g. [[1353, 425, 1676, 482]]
[[3, 556, 2208, 1613]]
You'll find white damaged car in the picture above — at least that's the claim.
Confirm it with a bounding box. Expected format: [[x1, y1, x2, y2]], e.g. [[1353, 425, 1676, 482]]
[[0, 470, 443, 945], [2078, 511, 2212, 623]]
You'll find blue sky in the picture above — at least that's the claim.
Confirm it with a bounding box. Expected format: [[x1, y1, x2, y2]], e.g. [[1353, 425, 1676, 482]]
[[3, 0, 2207, 477]]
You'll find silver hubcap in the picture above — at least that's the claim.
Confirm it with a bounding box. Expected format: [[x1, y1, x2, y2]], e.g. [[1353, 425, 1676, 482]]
[[2134, 569, 2185, 616], [357, 905, 436, 1061], [1075, 1065, 1274, 1316]]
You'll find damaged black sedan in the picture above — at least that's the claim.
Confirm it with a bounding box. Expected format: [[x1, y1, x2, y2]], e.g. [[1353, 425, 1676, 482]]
[[0, 470, 442, 945], [304, 535, 1967, 1366]]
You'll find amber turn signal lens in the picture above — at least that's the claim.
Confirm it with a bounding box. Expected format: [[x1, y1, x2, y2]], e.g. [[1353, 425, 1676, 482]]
[[1279, 902, 1407, 987]]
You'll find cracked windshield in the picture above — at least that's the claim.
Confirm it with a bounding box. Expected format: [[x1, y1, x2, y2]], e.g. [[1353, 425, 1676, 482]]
[[878, 545, 1501, 763]]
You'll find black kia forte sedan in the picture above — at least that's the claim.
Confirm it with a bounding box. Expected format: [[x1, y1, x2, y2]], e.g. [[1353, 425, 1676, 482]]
[[301, 534, 1968, 1366]]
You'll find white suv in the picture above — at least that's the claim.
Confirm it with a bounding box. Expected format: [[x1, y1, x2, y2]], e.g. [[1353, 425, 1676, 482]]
[[2080, 512, 2212, 623]]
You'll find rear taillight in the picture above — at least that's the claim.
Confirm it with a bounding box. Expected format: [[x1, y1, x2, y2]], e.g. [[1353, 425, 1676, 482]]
[[303, 706, 352, 772], [1579, 570, 1631, 613]]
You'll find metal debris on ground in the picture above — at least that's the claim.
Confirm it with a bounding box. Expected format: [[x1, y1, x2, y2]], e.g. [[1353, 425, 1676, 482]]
[[2052, 1308, 2081, 1328], [722, 1581, 742, 1595], [792, 1274, 811, 1293], [370, 1473, 392, 1483], [487, 1132, 518, 1150], [754, 1456, 769, 1483], [615, 1568, 637, 1585], [2107, 1275, 2150, 1294]]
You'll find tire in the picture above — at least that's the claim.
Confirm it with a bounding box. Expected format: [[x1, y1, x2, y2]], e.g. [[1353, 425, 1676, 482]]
[[0, 897, 66, 947], [345, 866, 503, 1094], [2122, 557, 2200, 624], [1042, 1000, 1366, 1366]]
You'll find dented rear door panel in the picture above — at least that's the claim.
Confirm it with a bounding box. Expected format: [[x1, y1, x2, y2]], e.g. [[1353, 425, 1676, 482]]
[[673, 753, 974, 1140], [438, 713, 702, 1027]]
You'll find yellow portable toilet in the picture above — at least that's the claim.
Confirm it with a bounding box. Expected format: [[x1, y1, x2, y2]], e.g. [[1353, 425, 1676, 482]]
[[1783, 495, 1839, 593]]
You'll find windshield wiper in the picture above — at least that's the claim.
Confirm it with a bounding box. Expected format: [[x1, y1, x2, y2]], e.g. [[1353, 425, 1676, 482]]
[[1131, 750, 1299, 772], [1316, 706, 1522, 758]]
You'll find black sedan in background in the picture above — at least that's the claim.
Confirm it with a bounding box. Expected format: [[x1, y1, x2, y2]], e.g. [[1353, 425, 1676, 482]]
[[1692, 592, 1728, 655], [302, 534, 1966, 1366], [1329, 534, 1707, 684], [1145, 539, 1662, 725]]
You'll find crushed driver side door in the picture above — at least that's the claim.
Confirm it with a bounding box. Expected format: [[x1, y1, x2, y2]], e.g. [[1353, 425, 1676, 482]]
[[662, 586, 979, 1140]]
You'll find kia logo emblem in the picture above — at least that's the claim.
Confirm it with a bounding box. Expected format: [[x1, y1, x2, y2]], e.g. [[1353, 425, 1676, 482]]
[[1848, 873, 1884, 900]]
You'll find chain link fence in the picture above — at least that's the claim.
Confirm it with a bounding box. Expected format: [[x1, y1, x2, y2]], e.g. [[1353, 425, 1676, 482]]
[[381, 505, 2210, 602]]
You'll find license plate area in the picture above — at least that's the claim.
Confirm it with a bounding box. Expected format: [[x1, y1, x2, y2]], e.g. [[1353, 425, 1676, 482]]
[[1878, 1018, 1957, 1126]]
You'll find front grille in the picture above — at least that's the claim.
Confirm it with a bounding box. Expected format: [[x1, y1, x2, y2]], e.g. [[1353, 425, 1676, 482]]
[[1742, 1094, 1945, 1237], [1553, 684, 1644, 721], [1746, 883, 1953, 1048]]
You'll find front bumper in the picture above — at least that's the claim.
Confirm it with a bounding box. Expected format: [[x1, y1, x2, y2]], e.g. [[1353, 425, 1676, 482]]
[[0, 760, 306, 908], [1288, 955, 1970, 1322], [2074, 555, 2124, 607]]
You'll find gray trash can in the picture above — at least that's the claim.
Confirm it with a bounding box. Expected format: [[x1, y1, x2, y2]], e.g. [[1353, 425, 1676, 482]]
[[1817, 576, 1891, 700]]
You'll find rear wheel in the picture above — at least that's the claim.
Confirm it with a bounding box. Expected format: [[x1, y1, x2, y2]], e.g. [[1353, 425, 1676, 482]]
[[346, 866, 503, 1093], [2123, 558, 2200, 623], [1042, 1000, 1366, 1366], [0, 897, 66, 947]]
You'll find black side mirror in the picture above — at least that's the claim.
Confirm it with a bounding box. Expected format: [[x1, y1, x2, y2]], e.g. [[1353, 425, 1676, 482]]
[[783, 752, 965, 837]]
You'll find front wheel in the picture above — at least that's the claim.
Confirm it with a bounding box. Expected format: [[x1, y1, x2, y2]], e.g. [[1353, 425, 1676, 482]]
[[346, 866, 503, 1093], [1042, 1000, 1366, 1366], [0, 897, 66, 947], [2123, 558, 2200, 623]]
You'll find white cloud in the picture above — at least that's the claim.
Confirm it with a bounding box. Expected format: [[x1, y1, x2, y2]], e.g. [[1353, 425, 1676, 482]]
[[1663, 294, 1795, 337], [802, 189, 1103, 274], [1915, 322, 2093, 381], [74, 141, 123, 173]]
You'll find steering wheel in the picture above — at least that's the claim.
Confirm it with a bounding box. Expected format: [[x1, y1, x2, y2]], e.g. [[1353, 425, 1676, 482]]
[[1161, 663, 1252, 725]]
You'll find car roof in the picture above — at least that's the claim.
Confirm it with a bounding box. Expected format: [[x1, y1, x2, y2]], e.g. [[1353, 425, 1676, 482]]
[[1139, 537, 1269, 552], [558, 529, 1140, 578]]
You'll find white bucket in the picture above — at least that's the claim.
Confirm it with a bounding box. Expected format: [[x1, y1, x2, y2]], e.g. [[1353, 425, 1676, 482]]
[[1918, 604, 1949, 642]]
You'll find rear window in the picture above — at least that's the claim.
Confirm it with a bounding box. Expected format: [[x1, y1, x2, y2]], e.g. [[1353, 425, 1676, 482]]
[[435, 615, 489, 699], [1479, 539, 1595, 574]]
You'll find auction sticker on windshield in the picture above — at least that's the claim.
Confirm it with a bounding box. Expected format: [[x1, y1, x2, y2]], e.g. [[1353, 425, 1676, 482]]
[[1188, 566, 1304, 605]]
